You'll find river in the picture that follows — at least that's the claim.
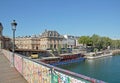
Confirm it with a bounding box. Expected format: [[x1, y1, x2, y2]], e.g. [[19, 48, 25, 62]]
[[58, 55, 120, 83]]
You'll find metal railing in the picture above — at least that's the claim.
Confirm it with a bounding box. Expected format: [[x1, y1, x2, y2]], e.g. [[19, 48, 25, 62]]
[[2, 49, 105, 83]]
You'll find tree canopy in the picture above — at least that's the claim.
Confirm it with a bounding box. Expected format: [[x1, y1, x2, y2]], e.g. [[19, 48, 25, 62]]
[[78, 36, 92, 46], [78, 34, 119, 51]]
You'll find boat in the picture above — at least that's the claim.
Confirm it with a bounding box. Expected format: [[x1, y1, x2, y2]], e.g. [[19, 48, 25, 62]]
[[40, 53, 86, 66], [86, 51, 112, 59]]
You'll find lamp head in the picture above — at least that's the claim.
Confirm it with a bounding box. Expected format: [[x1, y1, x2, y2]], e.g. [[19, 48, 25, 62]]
[[11, 20, 17, 30]]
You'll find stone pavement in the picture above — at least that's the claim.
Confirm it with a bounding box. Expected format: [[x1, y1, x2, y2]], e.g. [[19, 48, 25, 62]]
[[0, 52, 27, 83]]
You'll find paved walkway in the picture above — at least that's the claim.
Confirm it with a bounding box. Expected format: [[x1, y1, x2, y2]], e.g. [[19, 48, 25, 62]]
[[0, 52, 27, 83]]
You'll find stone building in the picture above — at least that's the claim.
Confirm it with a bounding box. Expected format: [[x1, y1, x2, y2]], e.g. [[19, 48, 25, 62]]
[[39, 30, 64, 50], [0, 22, 11, 49], [15, 35, 40, 50], [15, 30, 64, 50], [63, 35, 76, 48]]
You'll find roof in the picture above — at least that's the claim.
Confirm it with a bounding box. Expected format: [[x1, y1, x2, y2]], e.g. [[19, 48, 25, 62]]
[[41, 30, 63, 38]]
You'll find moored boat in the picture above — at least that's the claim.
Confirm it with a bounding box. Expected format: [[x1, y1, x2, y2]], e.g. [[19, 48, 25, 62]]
[[86, 52, 112, 59]]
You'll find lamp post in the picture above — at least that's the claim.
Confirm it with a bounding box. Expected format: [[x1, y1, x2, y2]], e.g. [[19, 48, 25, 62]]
[[11, 20, 17, 67]]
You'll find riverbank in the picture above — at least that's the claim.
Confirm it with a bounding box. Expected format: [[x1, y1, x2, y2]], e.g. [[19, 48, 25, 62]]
[[111, 49, 120, 55], [85, 52, 112, 59]]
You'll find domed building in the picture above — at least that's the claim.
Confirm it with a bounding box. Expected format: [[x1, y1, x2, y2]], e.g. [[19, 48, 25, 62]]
[[0, 22, 11, 49]]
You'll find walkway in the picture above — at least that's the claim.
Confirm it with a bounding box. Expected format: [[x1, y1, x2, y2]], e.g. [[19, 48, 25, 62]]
[[0, 52, 27, 83]]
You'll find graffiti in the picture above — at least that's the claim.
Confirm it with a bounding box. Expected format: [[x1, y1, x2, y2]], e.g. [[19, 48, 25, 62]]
[[14, 54, 23, 74], [51, 71, 87, 83], [23, 58, 33, 83], [42, 66, 51, 83], [2, 50, 104, 83], [23, 58, 51, 83]]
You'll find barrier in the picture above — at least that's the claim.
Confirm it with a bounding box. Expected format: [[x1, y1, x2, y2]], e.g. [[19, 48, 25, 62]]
[[2, 49, 105, 83]]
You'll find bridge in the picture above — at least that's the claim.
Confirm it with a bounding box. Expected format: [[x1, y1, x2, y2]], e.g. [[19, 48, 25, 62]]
[[0, 49, 105, 83], [0, 51, 27, 83]]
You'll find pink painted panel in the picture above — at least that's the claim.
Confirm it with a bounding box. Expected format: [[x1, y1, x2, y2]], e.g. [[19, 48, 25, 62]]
[[14, 54, 23, 74], [23, 58, 51, 83]]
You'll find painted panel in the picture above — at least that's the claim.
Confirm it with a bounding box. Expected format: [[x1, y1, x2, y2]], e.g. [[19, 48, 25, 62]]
[[2, 50, 102, 83], [52, 71, 89, 83], [23, 58, 33, 83], [23, 58, 51, 83], [14, 54, 23, 74]]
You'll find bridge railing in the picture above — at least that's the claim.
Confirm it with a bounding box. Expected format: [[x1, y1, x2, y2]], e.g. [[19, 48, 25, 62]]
[[2, 49, 105, 83]]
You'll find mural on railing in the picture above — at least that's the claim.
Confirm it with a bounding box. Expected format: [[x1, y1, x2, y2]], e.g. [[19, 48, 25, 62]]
[[51, 70, 88, 83], [2, 49, 105, 83], [23, 58, 51, 83], [52, 71, 70, 83], [14, 54, 23, 74]]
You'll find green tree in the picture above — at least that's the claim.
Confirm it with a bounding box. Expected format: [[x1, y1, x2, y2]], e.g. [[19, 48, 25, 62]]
[[96, 37, 112, 50], [102, 37, 112, 48], [78, 36, 92, 47], [58, 44, 62, 54], [78, 34, 120, 51], [111, 40, 120, 49], [64, 44, 68, 53], [91, 34, 112, 51], [91, 34, 100, 48]]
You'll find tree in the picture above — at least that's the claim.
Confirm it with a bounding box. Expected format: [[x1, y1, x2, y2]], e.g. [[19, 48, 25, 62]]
[[91, 34, 100, 48], [64, 44, 68, 53], [95, 37, 112, 50], [90, 34, 112, 50], [111, 40, 120, 49], [58, 44, 62, 54], [102, 37, 112, 49], [78, 34, 119, 51], [78, 36, 92, 47]]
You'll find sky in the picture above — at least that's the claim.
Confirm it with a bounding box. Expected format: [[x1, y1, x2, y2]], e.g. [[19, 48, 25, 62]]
[[0, 0, 120, 39]]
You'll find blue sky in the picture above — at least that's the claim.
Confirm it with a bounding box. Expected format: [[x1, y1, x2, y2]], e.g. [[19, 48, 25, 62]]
[[0, 0, 120, 39]]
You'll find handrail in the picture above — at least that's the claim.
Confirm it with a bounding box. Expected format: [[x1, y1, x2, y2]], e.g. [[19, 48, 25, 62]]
[[2, 49, 105, 83], [18, 52, 105, 83]]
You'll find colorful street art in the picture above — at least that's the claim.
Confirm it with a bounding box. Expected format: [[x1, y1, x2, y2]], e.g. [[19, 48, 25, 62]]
[[2, 49, 105, 83], [51, 71, 87, 83], [23, 58, 51, 83], [14, 54, 23, 74], [23, 58, 34, 83], [52, 71, 91, 83]]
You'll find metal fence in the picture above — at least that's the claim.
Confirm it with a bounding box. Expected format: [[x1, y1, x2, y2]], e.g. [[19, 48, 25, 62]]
[[2, 49, 105, 83]]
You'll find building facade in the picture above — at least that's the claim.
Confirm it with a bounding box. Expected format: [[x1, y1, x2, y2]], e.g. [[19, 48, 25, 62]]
[[0, 22, 81, 51], [15, 29, 82, 51], [39, 30, 64, 50], [63, 35, 76, 48], [15, 30, 64, 50], [0, 22, 11, 49], [15, 35, 40, 50]]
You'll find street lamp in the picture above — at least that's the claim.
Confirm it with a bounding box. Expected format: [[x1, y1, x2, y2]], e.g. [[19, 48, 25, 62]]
[[11, 20, 17, 67]]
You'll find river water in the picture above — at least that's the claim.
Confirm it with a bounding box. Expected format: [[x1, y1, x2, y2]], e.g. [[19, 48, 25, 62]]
[[58, 55, 120, 83]]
